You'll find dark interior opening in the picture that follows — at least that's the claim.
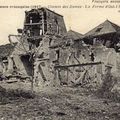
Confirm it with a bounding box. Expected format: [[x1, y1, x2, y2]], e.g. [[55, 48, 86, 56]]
[[26, 12, 41, 23], [49, 38, 52, 46], [35, 39, 41, 47], [25, 9, 48, 37], [20, 55, 33, 76], [54, 17, 59, 34], [2, 57, 7, 61], [56, 50, 60, 60]]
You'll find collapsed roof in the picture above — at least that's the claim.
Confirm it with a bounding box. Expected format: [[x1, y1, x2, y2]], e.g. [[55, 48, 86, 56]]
[[63, 30, 83, 41], [27, 7, 63, 17], [84, 20, 120, 38], [50, 30, 83, 48]]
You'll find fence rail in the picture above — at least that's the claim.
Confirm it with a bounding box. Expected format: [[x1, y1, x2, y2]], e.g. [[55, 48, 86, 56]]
[[54, 61, 102, 69]]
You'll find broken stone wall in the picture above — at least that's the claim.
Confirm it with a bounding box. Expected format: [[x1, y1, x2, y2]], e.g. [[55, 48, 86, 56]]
[[116, 53, 120, 76], [34, 58, 54, 86], [7, 56, 14, 73], [49, 40, 93, 85], [92, 44, 117, 74], [0, 61, 3, 75], [46, 10, 67, 35], [11, 40, 31, 76], [49, 39, 119, 86], [33, 36, 55, 86]]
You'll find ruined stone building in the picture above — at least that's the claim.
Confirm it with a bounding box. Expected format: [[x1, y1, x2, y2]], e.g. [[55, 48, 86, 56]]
[[8, 8, 67, 85], [49, 20, 120, 85], [83, 20, 120, 74], [4, 8, 120, 86]]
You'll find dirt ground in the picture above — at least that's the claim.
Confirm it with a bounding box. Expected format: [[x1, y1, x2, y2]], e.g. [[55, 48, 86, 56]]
[[0, 85, 120, 120]]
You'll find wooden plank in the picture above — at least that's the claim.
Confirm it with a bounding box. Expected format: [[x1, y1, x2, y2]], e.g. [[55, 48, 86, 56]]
[[24, 23, 42, 26], [27, 36, 43, 39], [37, 58, 49, 61], [8, 34, 21, 37], [54, 61, 102, 69]]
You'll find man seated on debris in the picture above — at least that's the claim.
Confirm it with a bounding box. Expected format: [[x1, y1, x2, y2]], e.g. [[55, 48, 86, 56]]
[[89, 50, 95, 62]]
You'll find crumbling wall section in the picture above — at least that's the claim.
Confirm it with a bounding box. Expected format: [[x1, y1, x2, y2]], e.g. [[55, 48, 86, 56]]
[[49, 39, 118, 86], [92, 44, 117, 73], [34, 36, 55, 86], [49, 40, 93, 85], [46, 10, 67, 35], [0, 61, 3, 76], [11, 40, 30, 76]]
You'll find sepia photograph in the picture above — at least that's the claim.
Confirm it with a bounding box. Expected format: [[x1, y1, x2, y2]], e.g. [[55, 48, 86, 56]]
[[0, 0, 120, 119]]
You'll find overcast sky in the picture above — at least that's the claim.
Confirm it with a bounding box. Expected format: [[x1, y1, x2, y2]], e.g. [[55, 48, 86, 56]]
[[0, 0, 120, 45]]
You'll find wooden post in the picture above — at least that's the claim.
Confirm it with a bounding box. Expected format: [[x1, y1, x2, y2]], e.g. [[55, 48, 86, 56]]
[[42, 12, 44, 35], [67, 68, 69, 83], [29, 53, 34, 92]]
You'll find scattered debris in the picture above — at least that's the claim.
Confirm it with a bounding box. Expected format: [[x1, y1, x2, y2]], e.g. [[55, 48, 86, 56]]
[[42, 97, 52, 103]]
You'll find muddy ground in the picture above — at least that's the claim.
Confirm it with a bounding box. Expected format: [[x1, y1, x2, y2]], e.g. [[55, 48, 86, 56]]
[[0, 85, 120, 120]]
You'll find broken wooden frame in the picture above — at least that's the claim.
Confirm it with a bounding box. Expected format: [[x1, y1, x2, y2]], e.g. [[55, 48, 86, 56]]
[[54, 61, 103, 86]]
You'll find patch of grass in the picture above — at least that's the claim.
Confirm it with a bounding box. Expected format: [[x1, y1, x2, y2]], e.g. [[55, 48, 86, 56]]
[[0, 86, 36, 104], [95, 74, 120, 102]]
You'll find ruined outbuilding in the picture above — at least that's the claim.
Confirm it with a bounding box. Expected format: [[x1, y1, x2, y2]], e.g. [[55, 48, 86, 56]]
[[8, 8, 68, 86], [83, 20, 120, 74], [7, 8, 120, 87]]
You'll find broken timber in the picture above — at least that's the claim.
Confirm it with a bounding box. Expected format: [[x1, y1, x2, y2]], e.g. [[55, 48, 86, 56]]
[[54, 62, 102, 69]]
